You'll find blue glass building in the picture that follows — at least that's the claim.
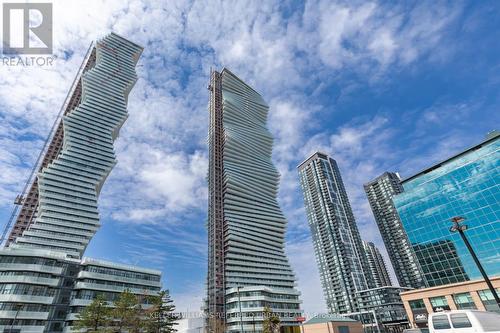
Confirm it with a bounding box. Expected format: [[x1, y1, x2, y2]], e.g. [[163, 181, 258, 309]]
[[393, 131, 500, 287]]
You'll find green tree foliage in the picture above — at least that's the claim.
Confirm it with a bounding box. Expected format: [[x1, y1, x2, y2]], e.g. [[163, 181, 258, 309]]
[[73, 294, 111, 333], [145, 290, 178, 333], [262, 306, 280, 333], [112, 289, 143, 333]]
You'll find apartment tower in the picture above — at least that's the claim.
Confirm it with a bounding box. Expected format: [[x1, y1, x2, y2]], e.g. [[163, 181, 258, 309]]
[[362, 241, 392, 288], [298, 152, 370, 314], [364, 172, 426, 288], [0, 33, 161, 333], [206, 69, 302, 332]]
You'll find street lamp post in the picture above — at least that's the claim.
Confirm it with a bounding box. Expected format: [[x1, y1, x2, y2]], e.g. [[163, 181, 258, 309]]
[[237, 286, 244, 333], [450, 216, 500, 308]]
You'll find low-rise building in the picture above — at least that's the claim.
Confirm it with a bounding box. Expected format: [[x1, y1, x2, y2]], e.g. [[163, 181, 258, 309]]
[[302, 314, 363, 333], [357, 286, 412, 333], [0, 247, 162, 333], [400, 276, 500, 328]]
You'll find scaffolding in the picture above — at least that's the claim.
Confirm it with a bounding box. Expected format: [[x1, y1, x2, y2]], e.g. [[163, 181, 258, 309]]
[[206, 69, 226, 332]]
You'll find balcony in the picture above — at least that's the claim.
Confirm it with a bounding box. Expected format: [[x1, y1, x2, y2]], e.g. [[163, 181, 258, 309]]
[[0, 310, 49, 320], [69, 298, 92, 307], [0, 326, 45, 333], [74, 282, 158, 295], [77, 271, 161, 288], [66, 312, 80, 321], [0, 275, 59, 287], [0, 294, 54, 304], [0, 263, 63, 275]]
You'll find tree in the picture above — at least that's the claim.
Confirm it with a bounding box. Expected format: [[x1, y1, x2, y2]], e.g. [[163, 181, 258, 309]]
[[262, 306, 280, 333], [145, 290, 178, 333], [73, 294, 111, 333], [112, 290, 142, 333]]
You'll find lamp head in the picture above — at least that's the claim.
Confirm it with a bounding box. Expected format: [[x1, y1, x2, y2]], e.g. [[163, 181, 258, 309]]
[[451, 216, 466, 224]]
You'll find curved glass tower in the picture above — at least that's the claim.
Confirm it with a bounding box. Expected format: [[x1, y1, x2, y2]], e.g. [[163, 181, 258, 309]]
[[9, 34, 138, 258], [207, 69, 302, 333], [0, 33, 161, 333]]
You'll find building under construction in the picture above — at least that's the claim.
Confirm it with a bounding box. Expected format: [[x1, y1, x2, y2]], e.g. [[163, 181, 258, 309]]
[[206, 69, 302, 333], [0, 33, 161, 333], [2, 49, 96, 247]]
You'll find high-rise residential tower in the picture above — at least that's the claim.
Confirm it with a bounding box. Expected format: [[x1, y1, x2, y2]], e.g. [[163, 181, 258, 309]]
[[206, 69, 302, 333], [363, 241, 392, 288], [0, 33, 161, 333], [298, 152, 370, 314], [364, 172, 426, 288], [393, 131, 500, 287]]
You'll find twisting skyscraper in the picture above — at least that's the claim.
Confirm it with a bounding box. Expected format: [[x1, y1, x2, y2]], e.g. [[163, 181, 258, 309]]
[[298, 152, 370, 314], [0, 33, 161, 333], [206, 69, 302, 333]]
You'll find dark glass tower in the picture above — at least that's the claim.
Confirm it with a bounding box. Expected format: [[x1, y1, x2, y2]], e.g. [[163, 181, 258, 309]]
[[298, 152, 370, 314], [363, 241, 392, 288], [364, 172, 426, 288]]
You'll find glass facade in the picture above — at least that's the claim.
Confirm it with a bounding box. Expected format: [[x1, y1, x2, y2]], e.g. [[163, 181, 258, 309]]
[[298, 153, 369, 314], [357, 287, 410, 328], [364, 172, 426, 289], [393, 133, 500, 287], [363, 241, 392, 288]]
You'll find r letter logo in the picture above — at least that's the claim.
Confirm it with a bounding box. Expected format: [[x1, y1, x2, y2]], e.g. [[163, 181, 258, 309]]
[[2, 3, 53, 54]]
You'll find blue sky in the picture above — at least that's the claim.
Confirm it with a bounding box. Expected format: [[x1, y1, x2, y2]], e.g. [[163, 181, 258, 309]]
[[0, 0, 499, 315]]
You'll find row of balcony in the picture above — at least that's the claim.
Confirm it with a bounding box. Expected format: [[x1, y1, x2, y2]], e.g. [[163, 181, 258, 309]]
[[0, 310, 49, 320], [77, 270, 161, 287], [0, 326, 44, 333], [0, 275, 59, 287], [0, 294, 54, 304], [0, 263, 63, 275]]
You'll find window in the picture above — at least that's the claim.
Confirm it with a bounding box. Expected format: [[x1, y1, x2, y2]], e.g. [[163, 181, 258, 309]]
[[453, 292, 477, 310], [478, 289, 500, 313], [432, 315, 451, 329], [338, 326, 350, 333], [430, 296, 450, 312], [450, 313, 472, 328], [409, 299, 425, 310]]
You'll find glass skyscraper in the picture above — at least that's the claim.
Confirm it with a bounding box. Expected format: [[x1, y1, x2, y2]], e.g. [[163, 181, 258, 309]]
[[393, 131, 500, 287], [206, 69, 301, 333], [0, 33, 161, 333], [298, 152, 369, 314], [363, 241, 392, 288], [364, 172, 426, 288]]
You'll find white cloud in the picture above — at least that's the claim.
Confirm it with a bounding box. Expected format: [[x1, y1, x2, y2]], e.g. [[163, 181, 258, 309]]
[[139, 151, 208, 211], [0, 0, 468, 316]]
